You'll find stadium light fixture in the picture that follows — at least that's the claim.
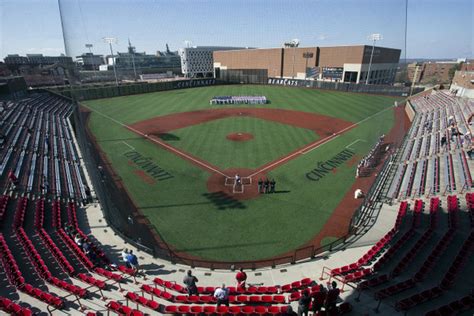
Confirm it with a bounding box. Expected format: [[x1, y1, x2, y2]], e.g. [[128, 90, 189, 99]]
[[365, 33, 383, 85], [103, 37, 119, 86], [85, 44, 99, 80]]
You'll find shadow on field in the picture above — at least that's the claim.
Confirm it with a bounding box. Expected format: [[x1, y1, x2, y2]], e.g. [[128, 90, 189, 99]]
[[97, 136, 143, 143], [157, 133, 180, 141], [202, 191, 246, 210], [138, 201, 214, 210], [272, 190, 291, 194], [177, 240, 278, 252]]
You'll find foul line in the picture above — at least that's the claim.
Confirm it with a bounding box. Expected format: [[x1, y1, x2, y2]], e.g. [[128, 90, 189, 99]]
[[346, 139, 367, 149], [248, 105, 394, 178], [85, 103, 393, 180], [122, 141, 136, 151], [83, 105, 230, 178]]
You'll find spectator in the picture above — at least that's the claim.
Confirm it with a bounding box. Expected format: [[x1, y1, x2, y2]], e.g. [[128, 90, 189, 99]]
[[127, 250, 140, 273], [183, 270, 199, 296], [8, 170, 18, 189], [283, 305, 297, 316], [235, 267, 247, 289], [213, 284, 230, 307], [467, 146, 474, 160], [325, 281, 340, 312], [297, 290, 311, 316], [312, 284, 327, 313], [64, 225, 71, 236], [82, 241, 91, 254], [121, 248, 130, 268], [66, 225, 75, 238], [84, 185, 92, 203], [441, 135, 447, 147], [74, 234, 83, 248]]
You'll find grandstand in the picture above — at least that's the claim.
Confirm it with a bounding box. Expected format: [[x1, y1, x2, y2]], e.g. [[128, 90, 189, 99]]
[[387, 91, 473, 200]]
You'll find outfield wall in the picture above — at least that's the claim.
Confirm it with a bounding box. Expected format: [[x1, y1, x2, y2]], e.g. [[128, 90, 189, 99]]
[[49, 77, 422, 101], [266, 78, 423, 97], [49, 78, 219, 101]]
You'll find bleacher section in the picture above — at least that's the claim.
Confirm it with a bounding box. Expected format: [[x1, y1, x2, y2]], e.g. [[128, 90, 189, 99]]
[[0, 94, 88, 202], [321, 195, 474, 315], [388, 91, 473, 200]]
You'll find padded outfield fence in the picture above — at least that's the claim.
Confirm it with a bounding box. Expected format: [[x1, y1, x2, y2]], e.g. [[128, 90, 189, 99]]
[[47, 80, 411, 269]]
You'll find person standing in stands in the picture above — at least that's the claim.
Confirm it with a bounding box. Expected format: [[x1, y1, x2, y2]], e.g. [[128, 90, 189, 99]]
[[127, 250, 140, 273], [324, 281, 340, 312], [121, 248, 130, 268], [441, 135, 447, 147], [8, 170, 18, 189], [257, 178, 263, 193], [74, 234, 83, 248], [311, 284, 327, 313], [183, 270, 199, 296], [283, 305, 297, 316], [235, 267, 247, 289], [297, 290, 311, 316], [214, 284, 230, 307]]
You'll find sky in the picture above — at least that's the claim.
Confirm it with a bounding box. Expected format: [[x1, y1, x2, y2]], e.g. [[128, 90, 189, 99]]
[[0, 0, 472, 60]]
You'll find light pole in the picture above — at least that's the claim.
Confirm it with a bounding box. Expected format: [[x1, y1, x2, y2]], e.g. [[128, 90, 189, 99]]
[[303, 52, 314, 81], [85, 44, 99, 81], [365, 33, 382, 85], [103, 37, 119, 86], [128, 38, 138, 81]]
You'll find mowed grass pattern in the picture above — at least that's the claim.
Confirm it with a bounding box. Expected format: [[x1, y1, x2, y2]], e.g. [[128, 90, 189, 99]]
[[85, 85, 400, 261], [168, 117, 319, 169]]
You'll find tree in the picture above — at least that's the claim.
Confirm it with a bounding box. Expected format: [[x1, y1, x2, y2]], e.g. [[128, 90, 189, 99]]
[[448, 62, 463, 81]]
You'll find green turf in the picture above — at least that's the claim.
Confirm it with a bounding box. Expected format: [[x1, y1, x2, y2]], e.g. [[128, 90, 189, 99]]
[[166, 116, 319, 169], [84, 85, 399, 261]]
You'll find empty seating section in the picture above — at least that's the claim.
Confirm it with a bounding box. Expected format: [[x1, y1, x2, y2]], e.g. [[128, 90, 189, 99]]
[[350, 195, 474, 315], [0, 94, 87, 202], [388, 91, 473, 199], [13, 198, 88, 299], [0, 296, 33, 315]]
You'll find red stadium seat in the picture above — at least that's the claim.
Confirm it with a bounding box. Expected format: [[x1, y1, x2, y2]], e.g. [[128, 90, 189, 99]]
[[204, 306, 217, 314], [177, 305, 190, 314], [164, 305, 178, 314]]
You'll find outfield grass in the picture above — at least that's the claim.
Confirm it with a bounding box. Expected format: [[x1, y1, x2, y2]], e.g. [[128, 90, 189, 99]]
[[85, 85, 399, 261]]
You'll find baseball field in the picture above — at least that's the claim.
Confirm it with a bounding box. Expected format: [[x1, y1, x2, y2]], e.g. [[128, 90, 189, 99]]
[[83, 84, 402, 262]]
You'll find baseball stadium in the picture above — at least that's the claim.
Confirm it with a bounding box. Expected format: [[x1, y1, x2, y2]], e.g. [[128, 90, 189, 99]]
[[1, 0, 473, 315], [81, 83, 403, 263]]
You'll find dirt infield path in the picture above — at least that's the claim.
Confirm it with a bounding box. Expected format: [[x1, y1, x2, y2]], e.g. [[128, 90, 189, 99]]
[[128, 108, 353, 180], [294, 105, 410, 252]]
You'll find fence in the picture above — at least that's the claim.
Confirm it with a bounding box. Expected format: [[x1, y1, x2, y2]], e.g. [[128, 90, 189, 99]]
[[50, 78, 219, 101], [265, 78, 424, 97], [52, 80, 411, 269]]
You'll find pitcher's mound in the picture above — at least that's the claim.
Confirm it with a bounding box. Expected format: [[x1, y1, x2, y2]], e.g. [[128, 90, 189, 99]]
[[226, 132, 254, 142]]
